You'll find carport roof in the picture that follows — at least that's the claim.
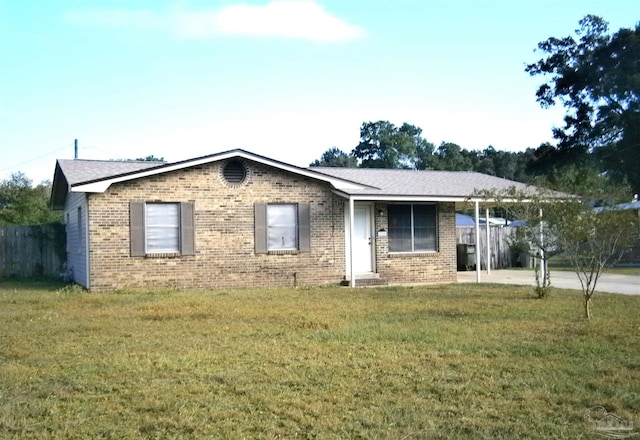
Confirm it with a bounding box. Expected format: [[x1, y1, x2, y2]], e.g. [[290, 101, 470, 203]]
[[312, 167, 534, 200]]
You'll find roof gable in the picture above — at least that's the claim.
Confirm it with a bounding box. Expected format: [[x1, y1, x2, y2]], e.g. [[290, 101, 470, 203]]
[[51, 150, 371, 205]]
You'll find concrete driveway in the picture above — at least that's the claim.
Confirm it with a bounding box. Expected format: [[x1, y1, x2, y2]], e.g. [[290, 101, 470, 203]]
[[457, 269, 640, 295]]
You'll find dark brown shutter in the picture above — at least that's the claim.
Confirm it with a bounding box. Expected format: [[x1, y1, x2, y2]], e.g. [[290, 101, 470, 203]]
[[254, 203, 267, 254], [130, 201, 145, 257], [298, 203, 311, 252], [181, 202, 195, 256]]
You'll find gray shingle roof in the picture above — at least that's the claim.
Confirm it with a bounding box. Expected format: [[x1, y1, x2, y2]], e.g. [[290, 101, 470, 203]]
[[311, 167, 532, 198], [52, 151, 539, 209], [57, 159, 164, 185]]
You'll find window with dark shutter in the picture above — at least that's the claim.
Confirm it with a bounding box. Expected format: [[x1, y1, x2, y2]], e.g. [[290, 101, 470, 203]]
[[129, 201, 195, 257], [130, 202, 145, 257], [180, 202, 196, 255], [254, 203, 310, 254]]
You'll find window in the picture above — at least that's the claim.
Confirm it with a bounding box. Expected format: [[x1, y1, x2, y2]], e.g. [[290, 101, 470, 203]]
[[388, 204, 437, 252], [145, 203, 180, 253], [130, 202, 195, 256], [267, 204, 297, 250], [254, 203, 310, 253]]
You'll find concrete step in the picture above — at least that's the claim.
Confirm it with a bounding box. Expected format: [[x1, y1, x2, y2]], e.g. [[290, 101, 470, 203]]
[[341, 274, 388, 287]]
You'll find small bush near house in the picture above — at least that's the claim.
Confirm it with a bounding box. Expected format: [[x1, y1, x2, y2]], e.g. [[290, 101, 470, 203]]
[[1, 280, 639, 439]]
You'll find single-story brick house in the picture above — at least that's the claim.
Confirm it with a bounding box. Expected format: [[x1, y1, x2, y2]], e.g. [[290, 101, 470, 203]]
[[51, 149, 532, 291]]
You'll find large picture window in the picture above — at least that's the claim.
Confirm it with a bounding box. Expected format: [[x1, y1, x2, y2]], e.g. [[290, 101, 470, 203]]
[[388, 204, 437, 252]]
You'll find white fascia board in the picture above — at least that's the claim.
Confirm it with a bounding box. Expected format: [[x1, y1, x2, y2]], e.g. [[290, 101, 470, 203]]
[[71, 150, 369, 193]]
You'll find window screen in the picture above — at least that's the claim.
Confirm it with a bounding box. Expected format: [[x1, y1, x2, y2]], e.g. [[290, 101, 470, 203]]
[[146, 203, 180, 253], [267, 204, 298, 250]]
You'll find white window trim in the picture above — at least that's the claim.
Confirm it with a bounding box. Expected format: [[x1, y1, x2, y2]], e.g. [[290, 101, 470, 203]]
[[266, 203, 299, 251], [144, 202, 181, 254]]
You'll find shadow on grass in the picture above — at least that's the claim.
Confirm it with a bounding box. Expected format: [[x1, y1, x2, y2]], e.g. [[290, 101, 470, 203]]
[[0, 276, 68, 291]]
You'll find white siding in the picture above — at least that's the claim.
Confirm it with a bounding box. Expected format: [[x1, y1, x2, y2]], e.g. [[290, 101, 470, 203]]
[[64, 193, 89, 288]]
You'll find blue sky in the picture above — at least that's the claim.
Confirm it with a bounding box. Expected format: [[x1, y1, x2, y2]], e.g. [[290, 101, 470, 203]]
[[1, 0, 638, 184]]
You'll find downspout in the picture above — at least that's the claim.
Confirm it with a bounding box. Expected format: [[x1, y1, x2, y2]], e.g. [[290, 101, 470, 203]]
[[475, 200, 481, 283], [349, 196, 356, 287], [486, 208, 491, 275]]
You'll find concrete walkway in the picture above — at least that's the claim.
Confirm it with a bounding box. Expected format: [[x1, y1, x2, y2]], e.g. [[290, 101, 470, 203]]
[[457, 269, 640, 295]]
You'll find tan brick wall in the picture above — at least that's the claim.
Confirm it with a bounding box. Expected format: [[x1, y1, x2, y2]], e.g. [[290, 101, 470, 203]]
[[373, 202, 457, 284], [86, 159, 346, 291], [85, 159, 457, 291]]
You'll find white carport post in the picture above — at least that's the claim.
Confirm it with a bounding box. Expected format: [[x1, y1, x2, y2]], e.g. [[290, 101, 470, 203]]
[[474, 200, 481, 283], [486, 208, 491, 275], [349, 196, 356, 288]]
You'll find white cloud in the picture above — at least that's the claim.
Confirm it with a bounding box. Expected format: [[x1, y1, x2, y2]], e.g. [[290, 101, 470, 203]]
[[64, 1, 366, 43]]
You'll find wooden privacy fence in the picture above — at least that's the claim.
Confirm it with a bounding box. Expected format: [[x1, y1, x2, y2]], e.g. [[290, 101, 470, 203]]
[[0, 224, 65, 278], [457, 226, 521, 270]]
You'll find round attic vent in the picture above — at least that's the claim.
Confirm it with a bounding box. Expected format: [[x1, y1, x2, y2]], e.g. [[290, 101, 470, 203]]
[[222, 160, 247, 185]]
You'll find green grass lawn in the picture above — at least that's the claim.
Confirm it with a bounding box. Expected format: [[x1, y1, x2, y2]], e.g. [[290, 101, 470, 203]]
[[1, 279, 639, 439]]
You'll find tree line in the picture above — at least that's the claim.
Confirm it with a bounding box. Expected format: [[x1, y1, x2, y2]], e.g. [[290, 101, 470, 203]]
[[312, 15, 639, 198], [310, 121, 540, 184]]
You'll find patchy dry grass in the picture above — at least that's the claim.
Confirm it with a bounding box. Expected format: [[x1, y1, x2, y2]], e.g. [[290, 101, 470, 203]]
[[1, 279, 639, 439]]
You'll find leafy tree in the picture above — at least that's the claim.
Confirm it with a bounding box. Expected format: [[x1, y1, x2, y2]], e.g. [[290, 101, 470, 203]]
[[339, 120, 537, 180], [134, 155, 166, 162], [478, 179, 637, 319], [0, 173, 62, 226], [547, 201, 636, 319], [310, 147, 357, 167], [476, 186, 557, 299], [430, 142, 473, 171], [114, 155, 166, 162], [526, 15, 640, 193], [406, 125, 436, 170], [474, 146, 497, 176], [352, 121, 431, 168]]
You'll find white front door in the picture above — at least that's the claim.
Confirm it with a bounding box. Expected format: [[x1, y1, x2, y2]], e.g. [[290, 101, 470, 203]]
[[353, 204, 373, 273]]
